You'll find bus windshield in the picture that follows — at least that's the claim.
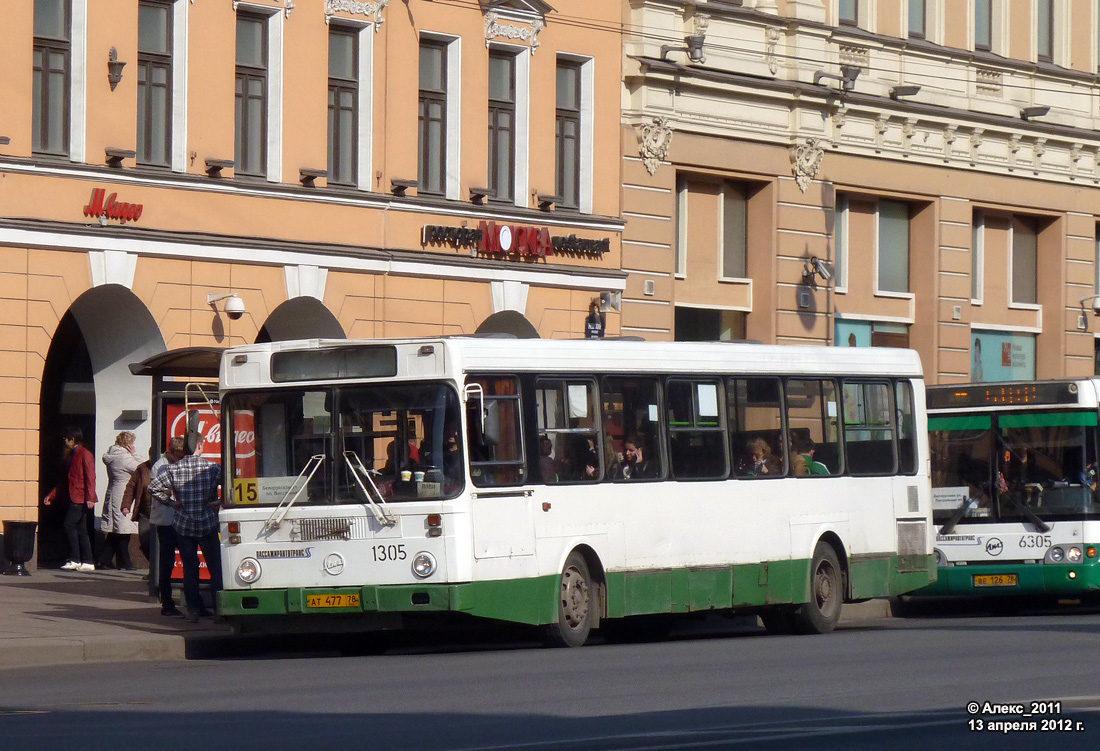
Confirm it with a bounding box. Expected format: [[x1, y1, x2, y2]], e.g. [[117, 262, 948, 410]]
[[930, 411, 1100, 524], [224, 382, 463, 506]]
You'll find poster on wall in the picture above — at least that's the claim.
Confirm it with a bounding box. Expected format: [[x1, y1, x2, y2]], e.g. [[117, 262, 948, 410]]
[[969, 330, 1035, 382]]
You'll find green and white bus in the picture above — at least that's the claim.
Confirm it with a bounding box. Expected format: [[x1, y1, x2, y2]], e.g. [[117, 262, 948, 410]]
[[911, 380, 1100, 606], [215, 337, 934, 646]]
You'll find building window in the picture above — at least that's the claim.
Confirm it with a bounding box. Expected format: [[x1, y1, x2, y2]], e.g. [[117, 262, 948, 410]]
[[877, 200, 910, 294], [137, 1, 172, 167], [839, 0, 858, 25], [328, 26, 358, 186], [235, 13, 268, 177], [972, 210, 984, 303], [555, 60, 581, 210], [488, 50, 516, 202], [974, 0, 992, 51], [33, 0, 70, 156], [835, 195, 849, 291], [1037, 0, 1053, 62], [721, 182, 748, 279], [909, 0, 926, 38], [1011, 217, 1038, 305], [418, 40, 447, 195]]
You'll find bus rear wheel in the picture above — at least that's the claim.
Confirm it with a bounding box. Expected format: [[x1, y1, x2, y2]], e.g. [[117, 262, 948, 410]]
[[544, 551, 596, 648], [792, 542, 843, 634]]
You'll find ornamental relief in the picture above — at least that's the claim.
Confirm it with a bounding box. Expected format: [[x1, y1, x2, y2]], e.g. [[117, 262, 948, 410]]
[[638, 117, 673, 176], [324, 0, 389, 29], [484, 11, 545, 53], [790, 138, 824, 193]]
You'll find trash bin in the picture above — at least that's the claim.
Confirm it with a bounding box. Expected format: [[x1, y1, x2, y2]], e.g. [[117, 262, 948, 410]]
[[2, 520, 38, 576]]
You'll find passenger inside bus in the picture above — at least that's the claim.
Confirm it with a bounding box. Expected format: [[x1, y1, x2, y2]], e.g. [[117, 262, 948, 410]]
[[609, 435, 654, 480]]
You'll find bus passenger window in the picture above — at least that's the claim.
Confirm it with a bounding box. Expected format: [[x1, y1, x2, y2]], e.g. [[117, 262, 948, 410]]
[[667, 380, 727, 479], [786, 378, 841, 477], [536, 378, 600, 484], [842, 381, 897, 476], [603, 376, 663, 481], [729, 377, 785, 478], [467, 376, 525, 487]]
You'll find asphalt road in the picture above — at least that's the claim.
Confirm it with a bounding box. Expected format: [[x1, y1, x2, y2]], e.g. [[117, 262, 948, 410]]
[[2, 610, 1099, 750]]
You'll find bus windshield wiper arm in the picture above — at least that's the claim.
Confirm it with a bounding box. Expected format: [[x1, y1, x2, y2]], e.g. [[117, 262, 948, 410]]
[[938, 497, 976, 536], [263, 454, 325, 533], [1004, 487, 1052, 533], [343, 451, 397, 527]]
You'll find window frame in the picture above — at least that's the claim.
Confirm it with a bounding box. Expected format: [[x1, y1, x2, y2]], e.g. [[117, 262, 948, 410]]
[[488, 49, 517, 203], [1037, 0, 1054, 63], [555, 58, 581, 210], [1009, 216, 1039, 307], [418, 38, 448, 196], [875, 199, 912, 297], [666, 378, 729, 480], [974, 0, 992, 51], [971, 210, 985, 305], [841, 379, 899, 477], [839, 0, 859, 26], [32, 0, 72, 157], [235, 11, 270, 178], [535, 377, 603, 485], [328, 24, 359, 187], [908, 0, 927, 39], [137, 0, 173, 168]]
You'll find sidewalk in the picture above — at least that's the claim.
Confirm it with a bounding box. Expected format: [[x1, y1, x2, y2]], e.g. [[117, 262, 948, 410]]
[[0, 564, 233, 669]]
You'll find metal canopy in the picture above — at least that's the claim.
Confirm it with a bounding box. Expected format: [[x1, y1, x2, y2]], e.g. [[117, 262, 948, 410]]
[[128, 346, 224, 378]]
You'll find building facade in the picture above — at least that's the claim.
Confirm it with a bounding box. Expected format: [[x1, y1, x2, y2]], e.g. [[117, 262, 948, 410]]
[[0, 0, 625, 533], [621, 0, 1100, 383]]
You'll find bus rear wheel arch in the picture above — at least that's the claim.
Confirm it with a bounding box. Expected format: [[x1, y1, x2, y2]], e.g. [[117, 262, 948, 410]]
[[791, 540, 844, 634]]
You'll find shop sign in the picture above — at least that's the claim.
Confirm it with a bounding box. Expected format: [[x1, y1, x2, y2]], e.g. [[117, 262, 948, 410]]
[[82, 188, 144, 225], [422, 221, 609, 259]]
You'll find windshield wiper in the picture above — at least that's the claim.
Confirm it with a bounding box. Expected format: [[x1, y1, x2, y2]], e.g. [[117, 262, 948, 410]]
[[1003, 484, 1052, 533], [343, 451, 397, 527], [938, 497, 978, 536], [263, 454, 326, 533]]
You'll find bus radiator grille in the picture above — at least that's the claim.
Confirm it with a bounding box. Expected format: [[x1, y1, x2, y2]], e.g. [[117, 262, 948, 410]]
[[293, 517, 371, 542]]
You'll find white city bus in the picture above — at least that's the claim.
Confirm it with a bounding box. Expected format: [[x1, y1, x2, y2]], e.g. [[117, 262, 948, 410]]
[[906, 380, 1100, 608], [215, 337, 934, 646]]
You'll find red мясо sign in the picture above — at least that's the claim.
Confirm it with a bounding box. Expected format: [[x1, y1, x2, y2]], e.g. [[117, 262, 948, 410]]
[[83, 188, 143, 224]]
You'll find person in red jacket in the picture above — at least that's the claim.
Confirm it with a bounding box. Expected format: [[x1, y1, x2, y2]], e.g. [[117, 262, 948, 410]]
[[43, 426, 99, 572]]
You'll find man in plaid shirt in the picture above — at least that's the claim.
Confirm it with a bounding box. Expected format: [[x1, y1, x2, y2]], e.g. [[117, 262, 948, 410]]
[[148, 436, 224, 622]]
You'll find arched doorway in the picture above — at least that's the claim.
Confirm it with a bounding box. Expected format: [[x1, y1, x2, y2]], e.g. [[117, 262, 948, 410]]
[[475, 311, 540, 338], [256, 297, 345, 342], [37, 285, 165, 564]]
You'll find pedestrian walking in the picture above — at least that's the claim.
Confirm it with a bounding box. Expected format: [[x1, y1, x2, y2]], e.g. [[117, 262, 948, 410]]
[[43, 427, 98, 572]]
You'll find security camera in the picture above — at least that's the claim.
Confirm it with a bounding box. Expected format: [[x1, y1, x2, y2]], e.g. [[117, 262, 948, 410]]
[[224, 294, 246, 320], [813, 257, 834, 282]]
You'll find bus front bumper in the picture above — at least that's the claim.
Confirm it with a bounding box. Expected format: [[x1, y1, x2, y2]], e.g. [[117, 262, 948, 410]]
[[912, 560, 1100, 598]]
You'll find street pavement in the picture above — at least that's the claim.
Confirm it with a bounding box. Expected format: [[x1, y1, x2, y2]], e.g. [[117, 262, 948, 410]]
[[0, 562, 233, 669], [0, 558, 891, 669]]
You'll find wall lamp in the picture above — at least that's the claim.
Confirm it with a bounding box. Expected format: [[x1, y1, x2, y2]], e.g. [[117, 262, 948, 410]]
[[889, 84, 921, 100], [207, 292, 246, 321], [1079, 295, 1100, 329], [1021, 106, 1050, 121], [107, 47, 125, 91], [802, 256, 834, 289], [813, 65, 861, 93], [660, 34, 706, 63]]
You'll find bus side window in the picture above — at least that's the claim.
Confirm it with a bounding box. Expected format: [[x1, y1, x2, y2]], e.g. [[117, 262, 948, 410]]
[[667, 380, 727, 480], [842, 381, 897, 476], [729, 377, 785, 478], [785, 378, 841, 477], [603, 376, 663, 481], [535, 378, 600, 484], [467, 376, 525, 487]]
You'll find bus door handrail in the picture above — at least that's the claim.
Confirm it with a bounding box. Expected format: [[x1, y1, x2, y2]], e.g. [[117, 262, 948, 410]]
[[342, 451, 397, 527], [185, 382, 219, 415], [263, 454, 325, 533], [463, 382, 485, 434]]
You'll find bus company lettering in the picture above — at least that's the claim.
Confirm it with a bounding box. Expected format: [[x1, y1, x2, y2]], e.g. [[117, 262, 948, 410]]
[[83, 188, 143, 224]]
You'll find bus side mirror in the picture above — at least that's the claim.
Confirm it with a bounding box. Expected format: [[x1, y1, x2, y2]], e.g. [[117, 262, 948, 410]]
[[480, 401, 501, 447]]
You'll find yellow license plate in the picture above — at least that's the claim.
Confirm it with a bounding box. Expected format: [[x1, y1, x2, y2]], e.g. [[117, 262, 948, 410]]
[[973, 574, 1018, 587], [306, 593, 361, 608]]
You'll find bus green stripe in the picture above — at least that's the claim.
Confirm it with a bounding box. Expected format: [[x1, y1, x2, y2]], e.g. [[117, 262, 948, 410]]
[[928, 415, 991, 431], [218, 554, 934, 622], [998, 412, 1098, 428]]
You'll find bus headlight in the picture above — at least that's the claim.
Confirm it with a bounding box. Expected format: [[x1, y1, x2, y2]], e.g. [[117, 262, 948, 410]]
[[237, 557, 262, 584], [933, 548, 947, 567], [411, 552, 436, 579], [1047, 547, 1065, 563], [1067, 546, 1083, 562]]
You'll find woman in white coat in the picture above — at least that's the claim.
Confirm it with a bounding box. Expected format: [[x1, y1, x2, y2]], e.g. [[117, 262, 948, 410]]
[[100, 431, 140, 569]]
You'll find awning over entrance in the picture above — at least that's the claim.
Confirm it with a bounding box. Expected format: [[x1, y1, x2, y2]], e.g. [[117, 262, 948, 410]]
[[128, 346, 224, 378]]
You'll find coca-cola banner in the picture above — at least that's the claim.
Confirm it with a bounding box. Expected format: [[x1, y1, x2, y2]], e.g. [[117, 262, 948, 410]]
[[165, 404, 222, 462]]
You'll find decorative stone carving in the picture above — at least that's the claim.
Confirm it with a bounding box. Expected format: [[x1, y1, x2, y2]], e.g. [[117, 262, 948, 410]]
[[902, 119, 917, 154], [765, 27, 781, 74], [1033, 138, 1046, 174], [1008, 134, 1022, 170], [790, 138, 824, 192], [942, 125, 957, 162], [1070, 143, 1083, 178], [324, 0, 388, 30], [874, 116, 888, 152], [639, 117, 673, 175], [484, 11, 545, 53], [969, 128, 983, 165]]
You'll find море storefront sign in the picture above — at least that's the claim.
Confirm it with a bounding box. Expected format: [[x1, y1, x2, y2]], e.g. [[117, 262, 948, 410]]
[[423, 221, 609, 259]]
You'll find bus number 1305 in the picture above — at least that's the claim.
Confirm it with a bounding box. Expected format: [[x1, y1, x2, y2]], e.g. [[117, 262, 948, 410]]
[[372, 544, 407, 562]]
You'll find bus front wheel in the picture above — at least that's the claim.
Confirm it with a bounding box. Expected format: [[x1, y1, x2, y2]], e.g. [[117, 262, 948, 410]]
[[792, 542, 843, 634], [545, 551, 596, 648]]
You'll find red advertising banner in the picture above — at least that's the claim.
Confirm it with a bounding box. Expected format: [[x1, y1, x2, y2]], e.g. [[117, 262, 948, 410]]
[[163, 402, 221, 582]]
